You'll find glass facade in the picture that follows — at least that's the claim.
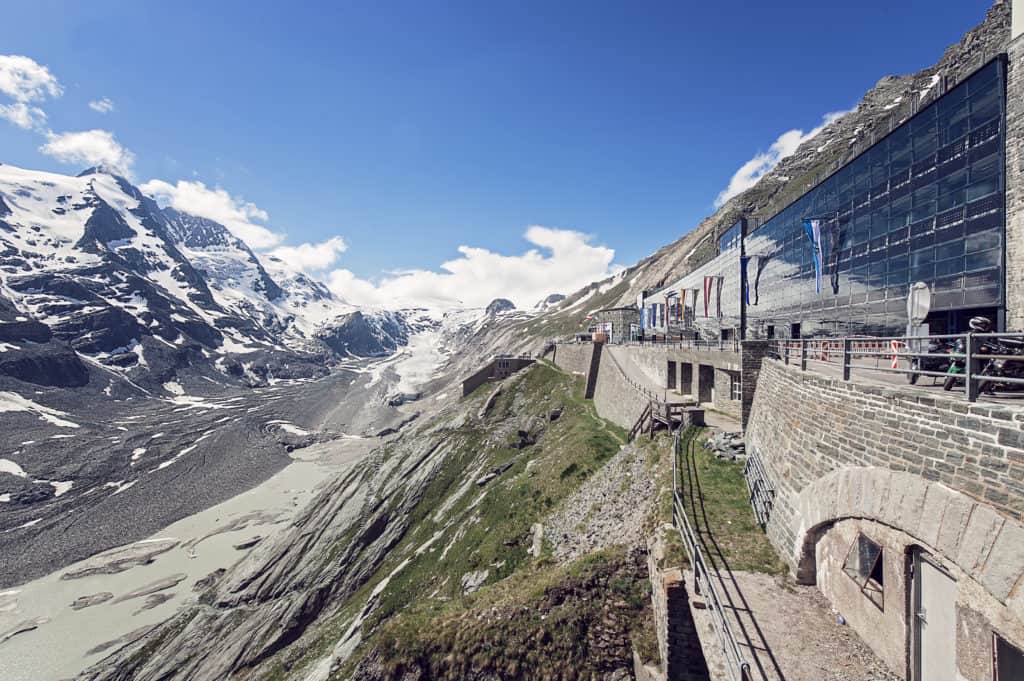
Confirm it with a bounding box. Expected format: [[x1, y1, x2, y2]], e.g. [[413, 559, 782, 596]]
[[745, 59, 1006, 338], [645, 58, 1007, 340]]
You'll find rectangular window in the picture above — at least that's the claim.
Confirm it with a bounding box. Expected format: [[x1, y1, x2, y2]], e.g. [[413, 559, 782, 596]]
[[842, 533, 884, 609], [994, 635, 1024, 681], [729, 373, 741, 401]]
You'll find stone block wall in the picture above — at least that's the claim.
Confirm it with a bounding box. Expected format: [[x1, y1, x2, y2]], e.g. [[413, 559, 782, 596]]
[[746, 359, 1024, 585], [647, 537, 709, 681], [1007, 33, 1024, 330], [746, 359, 1024, 678], [593, 347, 650, 431], [740, 340, 771, 429], [550, 342, 594, 376]]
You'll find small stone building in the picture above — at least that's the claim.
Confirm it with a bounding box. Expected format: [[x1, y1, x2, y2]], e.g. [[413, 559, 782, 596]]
[[461, 356, 535, 396], [589, 307, 640, 344]]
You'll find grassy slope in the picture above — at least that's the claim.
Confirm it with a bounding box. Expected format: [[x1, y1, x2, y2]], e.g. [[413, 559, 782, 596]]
[[262, 363, 664, 679]]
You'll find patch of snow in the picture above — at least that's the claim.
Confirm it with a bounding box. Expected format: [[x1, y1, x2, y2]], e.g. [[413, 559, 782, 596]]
[[104, 480, 136, 494], [156, 444, 198, 470], [50, 480, 73, 497], [0, 391, 80, 428], [0, 494, 9, 503], [0, 342, 20, 352], [162, 380, 185, 396], [0, 459, 28, 477], [131, 447, 147, 462], [267, 421, 311, 436]]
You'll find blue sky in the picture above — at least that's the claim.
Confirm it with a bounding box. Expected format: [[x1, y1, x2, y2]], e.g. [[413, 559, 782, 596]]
[[0, 0, 993, 306]]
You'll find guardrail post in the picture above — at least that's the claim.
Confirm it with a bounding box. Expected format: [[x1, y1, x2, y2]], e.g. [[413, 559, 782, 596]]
[[783, 342, 789, 365], [965, 334, 977, 403], [800, 339, 807, 371], [842, 338, 851, 381]]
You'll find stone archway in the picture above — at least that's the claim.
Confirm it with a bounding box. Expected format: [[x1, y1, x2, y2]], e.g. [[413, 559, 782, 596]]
[[790, 467, 1024, 610]]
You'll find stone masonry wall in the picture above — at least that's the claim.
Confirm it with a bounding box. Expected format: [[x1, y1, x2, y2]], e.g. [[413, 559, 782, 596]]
[[593, 347, 650, 431], [747, 360, 1024, 596], [550, 342, 593, 377], [551, 342, 648, 430], [1007, 33, 1024, 330]]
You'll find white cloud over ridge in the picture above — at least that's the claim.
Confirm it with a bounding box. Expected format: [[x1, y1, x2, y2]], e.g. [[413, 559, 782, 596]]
[[0, 55, 136, 175], [324, 225, 621, 310], [714, 109, 851, 208], [39, 129, 136, 176], [88, 97, 115, 113], [270, 237, 348, 271], [140, 178, 284, 249]]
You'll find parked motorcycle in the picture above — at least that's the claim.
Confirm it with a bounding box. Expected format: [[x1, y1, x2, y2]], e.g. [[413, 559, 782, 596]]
[[905, 337, 955, 385]]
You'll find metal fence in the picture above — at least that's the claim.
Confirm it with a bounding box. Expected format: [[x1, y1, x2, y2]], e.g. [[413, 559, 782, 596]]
[[743, 451, 774, 529], [768, 331, 1024, 403], [624, 337, 741, 352], [672, 428, 751, 681]]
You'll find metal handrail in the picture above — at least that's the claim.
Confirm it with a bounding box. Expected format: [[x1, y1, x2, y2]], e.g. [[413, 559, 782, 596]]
[[767, 331, 1024, 402], [623, 337, 741, 353], [602, 344, 666, 402], [672, 428, 751, 681]]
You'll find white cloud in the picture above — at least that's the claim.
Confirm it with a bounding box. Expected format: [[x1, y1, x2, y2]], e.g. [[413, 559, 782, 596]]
[[39, 129, 135, 176], [0, 55, 60, 132], [714, 109, 851, 208], [269, 237, 348, 271], [0, 102, 47, 130], [0, 55, 61, 103], [139, 178, 283, 249], [324, 225, 620, 310], [88, 97, 115, 113]]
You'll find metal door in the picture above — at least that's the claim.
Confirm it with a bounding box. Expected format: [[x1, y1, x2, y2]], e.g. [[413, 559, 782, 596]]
[[914, 553, 957, 681]]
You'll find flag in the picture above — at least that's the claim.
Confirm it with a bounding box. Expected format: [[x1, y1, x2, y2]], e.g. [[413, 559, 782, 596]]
[[702, 277, 712, 318], [828, 218, 842, 295], [715, 276, 724, 318], [803, 219, 823, 295], [740, 256, 751, 305], [748, 256, 760, 305]]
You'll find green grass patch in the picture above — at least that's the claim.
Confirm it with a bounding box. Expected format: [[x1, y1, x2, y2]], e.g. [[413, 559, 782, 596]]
[[676, 428, 786, 575]]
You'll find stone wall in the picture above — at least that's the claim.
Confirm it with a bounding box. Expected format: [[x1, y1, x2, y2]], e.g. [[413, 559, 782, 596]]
[[593, 347, 650, 431], [550, 342, 594, 377], [1007, 33, 1024, 330], [646, 535, 709, 681], [746, 360, 1024, 592], [746, 359, 1024, 678]]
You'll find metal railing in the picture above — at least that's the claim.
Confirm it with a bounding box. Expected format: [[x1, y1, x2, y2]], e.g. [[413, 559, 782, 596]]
[[625, 337, 741, 352], [743, 450, 774, 529], [601, 344, 666, 402], [672, 428, 751, 681], [768, 331, 1024, 403]]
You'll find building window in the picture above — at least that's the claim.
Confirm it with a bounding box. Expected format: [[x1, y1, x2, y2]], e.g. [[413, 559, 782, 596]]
[[842, 533, 885, 609], [730, 373, 741, 401], [995, 635, 1024, 680]]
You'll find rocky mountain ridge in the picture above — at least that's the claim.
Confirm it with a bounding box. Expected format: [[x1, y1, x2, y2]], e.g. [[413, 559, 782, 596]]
[[0, 163, 435, 393]]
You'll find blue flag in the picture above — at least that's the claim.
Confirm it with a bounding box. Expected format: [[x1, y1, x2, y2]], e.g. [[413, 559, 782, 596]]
[[803, 219, 823, 295], [739, 256, 750, 305]]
